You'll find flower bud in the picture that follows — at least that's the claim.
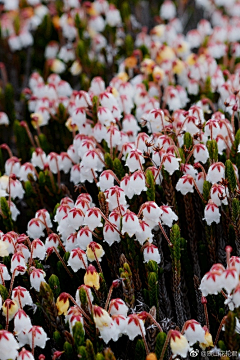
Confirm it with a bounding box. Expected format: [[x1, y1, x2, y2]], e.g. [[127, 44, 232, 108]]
[[2, 299, 19, 320], [86, 242, 105, 262], [84, 265, 100, 290], [56, 293, 70, 315], [170, 330, 190, 358], [93, 305, 112, 330]]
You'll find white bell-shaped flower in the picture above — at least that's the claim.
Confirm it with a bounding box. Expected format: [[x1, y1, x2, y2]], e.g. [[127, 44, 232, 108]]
[[68, 248, 88, 272], [17, 348, 35, 360], [184, 320, 206, 346], [143, 243, 161, 264], [103, 223, 121, 246], [142, 201, 162, 228], [27, 218, 45, 239], [0, 264, 11, 284], [77, 226, 93, 250], [67, 208, 84, 229], [31, 239, 45, 260], [109, 298, 128, 317], [129, 171, 147, 196], [11, 252, 27, 275], [106, 186, 127, 211], [135, 220, 153, 245], [12, 286, 33, 308], [210, 183, 228, 206], [35, 209, 52, 228], [206, 162, 225, 184], [221, 268, 239, 294], [125, 315, 146, 341], [0, 330, 19, 360], [121, 210, 140, 237], [193, 144, 209, 164], [27, 326, 48, 349], [176, 174, 194, 195], [29, 268, 46, 292], [84, 208, 102, 230], [199, 270, 223, 296], [14, 309, 32, 335], [163, 153, 181, 175], [203, 201, 221, 225], [159, 205, 178, 227], [126, 149, 145, 172]]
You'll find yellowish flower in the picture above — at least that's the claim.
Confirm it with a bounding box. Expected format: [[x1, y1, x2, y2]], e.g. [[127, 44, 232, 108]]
[[170, 330, 190, 358], [65, 117, 78, 132], [151, 24, 165, 38], [93, 305, 112, 330], [56, 293, 70, 315], [86, 242, 104, 262], [172, 59, 185, 75], [140, 59, 155, 75], [84, 265, 100, 290], [70, 61, 82, 76], [146, 354, 157, 360], [0, 175, 9, 190], [124, 56, 137, 69], [30, 113, 44, 129], [117, 72, 129, 82], [52, 16, 60, 30], [186, 53, 197, 66], [2, 299, 18, 320], [156, 45, 175, 63], [153, 66, 165, 83], [175, 41, 189, 55], [50, 59, 66, 74], [200, 327, 213, 350], [0, 241, 9, 257]]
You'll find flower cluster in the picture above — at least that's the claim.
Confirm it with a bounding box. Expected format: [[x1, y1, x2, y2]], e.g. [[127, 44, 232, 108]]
[[2, 0, 240, 359]]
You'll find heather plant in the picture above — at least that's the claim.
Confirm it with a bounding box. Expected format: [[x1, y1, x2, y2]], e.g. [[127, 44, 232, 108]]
[[2, 0, 240, 360]]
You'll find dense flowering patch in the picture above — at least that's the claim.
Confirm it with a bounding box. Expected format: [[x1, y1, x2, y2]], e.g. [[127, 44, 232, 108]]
[[2, 0, 240, 359]]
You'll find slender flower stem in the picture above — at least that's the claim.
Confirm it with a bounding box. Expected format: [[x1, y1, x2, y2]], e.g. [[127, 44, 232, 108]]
[[221, 290, 228, 299], [154, 157, 165, 183], [158, 222, 173, 247], [0, 268, 5, 287], [92, 248, 103, 274], [67, 294, 92, 322], [55, 158, 61, 190], [97, 208, 122, 236], [17, 293, 23, 309], [194, 162, 207, 179], [8, 268, 19, 297], [5, 305, 9, 331], [0, 144, 13, 158], [214, 316, 227, 346], [105, 285, 114, 311], [137, 317, 150, 355], [159, 330, 172, 360], [147, 313, 163, 332], [192, 177, 207, 203], [203, 302, 209, 330], [50, 247, 73, 278], [32, 330, 35, 355], [20, 121, 36, 148], [91, 169, 98, 184]]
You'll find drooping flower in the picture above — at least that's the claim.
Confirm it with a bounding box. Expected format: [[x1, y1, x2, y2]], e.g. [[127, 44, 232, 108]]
[[0, 330, 19, 360], [203, 200, 221, 225], [184, 320, 206, 346], [170, 330, 190, 358], [86, 242, 105, 262], [56, 293, 70, 315], [84, 265, 100, 290]]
